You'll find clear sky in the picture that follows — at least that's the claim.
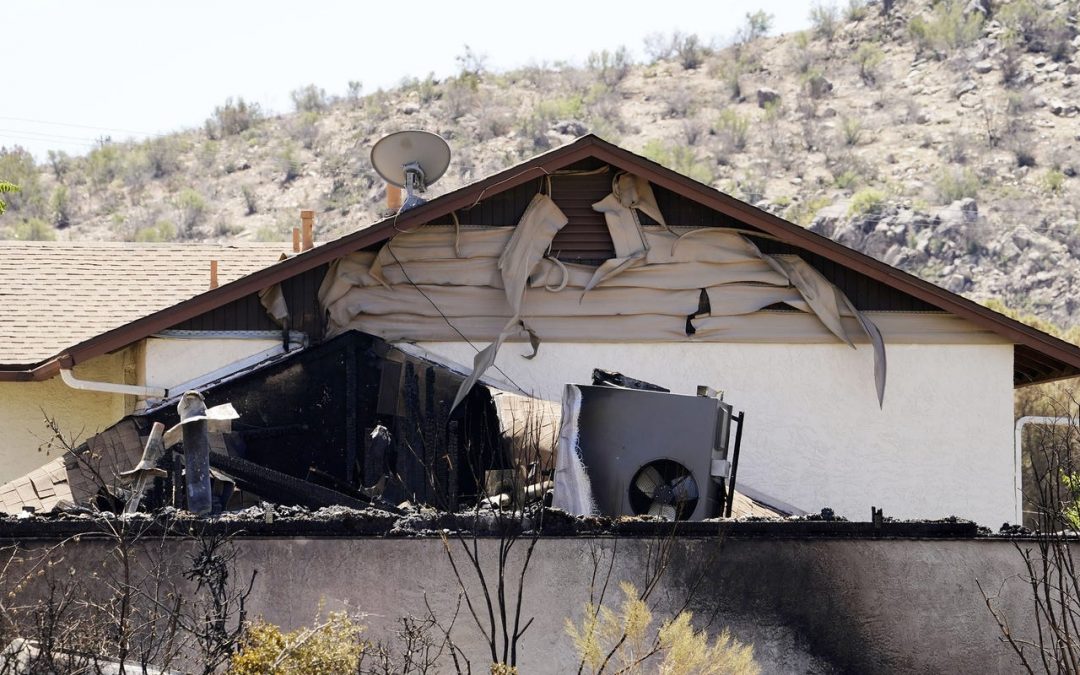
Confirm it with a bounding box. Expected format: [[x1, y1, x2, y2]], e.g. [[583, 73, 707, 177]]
[[2, 1, 812, 159]]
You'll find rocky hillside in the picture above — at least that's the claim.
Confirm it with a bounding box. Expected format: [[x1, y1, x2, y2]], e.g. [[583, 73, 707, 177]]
[[1, 0, 1078, 327]]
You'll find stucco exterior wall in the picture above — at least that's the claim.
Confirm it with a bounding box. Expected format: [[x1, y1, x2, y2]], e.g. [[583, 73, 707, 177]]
[[1, 534, 1043, 673], [235, 536, 1034, 673], [0, 351, 133, 484], [418, 341, 1017, 526], [141, 335, 282, 390]]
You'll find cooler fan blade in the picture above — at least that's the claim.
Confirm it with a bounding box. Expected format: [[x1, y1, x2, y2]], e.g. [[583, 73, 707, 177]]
[[634, 465, 663, 495], [669, 474, 699, 502], [647, 501, 678, 521]]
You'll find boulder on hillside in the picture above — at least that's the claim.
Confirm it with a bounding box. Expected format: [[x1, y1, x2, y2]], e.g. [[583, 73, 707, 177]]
[[756, 87, 781, 108], [935, 198, 979, 228], [553, 120, 588, 136], [807, 202, 848, 238], [806, 74, 833, 97]]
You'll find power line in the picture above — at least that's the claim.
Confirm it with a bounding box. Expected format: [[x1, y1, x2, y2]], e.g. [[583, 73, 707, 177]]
[[0, 127, 101, 143], [0, 133, 97, 148], [0, 115, 155, 137]]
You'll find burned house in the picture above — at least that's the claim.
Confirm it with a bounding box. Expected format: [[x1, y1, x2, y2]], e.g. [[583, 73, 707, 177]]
[[1, 135, 1079, 525]]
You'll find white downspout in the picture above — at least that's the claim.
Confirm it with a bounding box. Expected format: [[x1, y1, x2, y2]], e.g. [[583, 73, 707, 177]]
[[60, 368, 168, 399], [1014, 415, 1072, 525]]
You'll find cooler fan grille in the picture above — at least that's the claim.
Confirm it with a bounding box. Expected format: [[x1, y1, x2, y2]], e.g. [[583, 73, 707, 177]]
[[628, 459, 699, 521]]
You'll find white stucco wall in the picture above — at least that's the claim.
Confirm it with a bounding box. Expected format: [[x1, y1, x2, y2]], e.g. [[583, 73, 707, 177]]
[[142, 336, 282, 390], [417, 341, 1017, 526]]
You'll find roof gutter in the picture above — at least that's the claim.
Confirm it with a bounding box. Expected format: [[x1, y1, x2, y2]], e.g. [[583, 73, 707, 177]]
[[0, 359, 61, 383], [59, 367, 168, 398]]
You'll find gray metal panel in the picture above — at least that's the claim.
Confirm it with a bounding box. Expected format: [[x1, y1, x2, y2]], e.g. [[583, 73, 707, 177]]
[[574, 385, 722, 520]]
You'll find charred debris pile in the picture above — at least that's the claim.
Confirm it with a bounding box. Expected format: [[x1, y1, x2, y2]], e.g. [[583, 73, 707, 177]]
[[0, 331, 978, 539]]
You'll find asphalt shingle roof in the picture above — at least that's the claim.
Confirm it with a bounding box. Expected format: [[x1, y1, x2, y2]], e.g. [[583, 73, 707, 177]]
[[0, 242, 288, 365]]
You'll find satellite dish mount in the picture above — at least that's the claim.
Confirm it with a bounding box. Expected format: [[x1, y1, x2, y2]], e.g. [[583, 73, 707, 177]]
[[401, 161, 428, 209], [371, 131, 452, 213]]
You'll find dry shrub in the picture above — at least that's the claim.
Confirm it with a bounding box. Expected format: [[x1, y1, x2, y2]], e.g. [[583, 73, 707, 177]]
[[566, 581, 760, 675], [230, 611, 365, 674]]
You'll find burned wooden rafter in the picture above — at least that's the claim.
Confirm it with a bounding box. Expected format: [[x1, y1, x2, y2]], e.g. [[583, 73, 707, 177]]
[[208, 452, 372, 511]]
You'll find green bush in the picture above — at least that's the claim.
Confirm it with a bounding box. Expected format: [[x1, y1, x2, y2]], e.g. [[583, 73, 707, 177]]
[[736, 172, 767, 204], [586, 47, 632, 86], [854, 43, 885, 85], [641, 139, 714, 185], [643, 32, 677, 63], [841, 117, 864, 146], [215, 220, 244, 237], [538, 95, 585, 121], [46, 150, 71, 181], [290, 111, 321, 150], [1041, 169, 1066, 196], [442, 79, 477, 119], [715, 109, 750, 152], [145, 137, 180, 178], [663, 87, 694, 118], [174, 188, 207, 237], [50, 186, 72, 228], [786, 195, 834, 226], [848, 187, 887, 217], [132, 220, 177, 242], [208, 97, 262, 138], [907, 1, 984, 59], [934, 167, 980, 203], [400, 72, 440, 104], [673, 33, 708, 70], [278, 145, 302, 184], [455, 44, 487, 89], [6, 218, 55, 241], [998, 0, 1075, 60], [291, 84, 329, 113], [737, 11, 773, 43], [714, 57, 745, 100], [845, 0, 869, 22], [241, 185, 258, 215], [809, 2, 840, 41], [87, 143, 123, 188], [834, 169, 860, 189], [345, 80, 363, 104], [0, 148, 44, 217]]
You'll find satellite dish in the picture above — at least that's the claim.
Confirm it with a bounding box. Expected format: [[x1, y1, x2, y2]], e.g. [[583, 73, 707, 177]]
[[370, 130, 451, 212]]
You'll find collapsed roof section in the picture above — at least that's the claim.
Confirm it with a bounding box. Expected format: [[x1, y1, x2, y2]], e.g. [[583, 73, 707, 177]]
[[0, 330, 789, 522]]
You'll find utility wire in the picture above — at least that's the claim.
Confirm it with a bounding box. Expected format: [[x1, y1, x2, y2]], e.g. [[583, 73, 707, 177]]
[[0, 134, 97, 149], [0, 127, 105, 143], [0, 115, 155, 137]]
